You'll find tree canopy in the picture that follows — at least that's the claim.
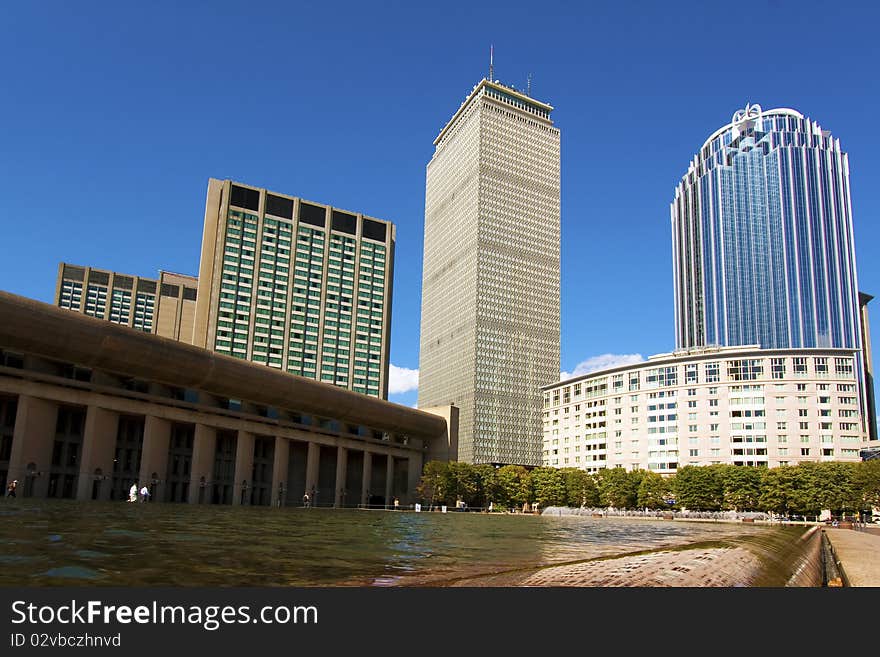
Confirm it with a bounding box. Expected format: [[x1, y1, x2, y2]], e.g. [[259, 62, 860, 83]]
[[416, 459, 880, 516]]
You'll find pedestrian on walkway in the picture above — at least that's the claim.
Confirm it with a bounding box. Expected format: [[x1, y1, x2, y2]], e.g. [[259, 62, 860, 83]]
[[5, 479, 17, 498]]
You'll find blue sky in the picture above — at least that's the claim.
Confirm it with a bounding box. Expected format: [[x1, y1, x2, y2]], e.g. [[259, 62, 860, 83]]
[[1, 1, 879, 409]]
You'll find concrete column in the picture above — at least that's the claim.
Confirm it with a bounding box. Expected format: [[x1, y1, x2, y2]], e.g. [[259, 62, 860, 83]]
[[233, 431, 255, 505], [271, 436, 289, 507], [305, 441, 320, 502], [334, 446, 348, 508], [406, 455, 422, 506], [361, 451, 372, 506], [8, 396, 58, 499], [385, 454, 394, 509], [188, 424, 216, 504], [139, 416, 171, 502], [76, 406, 120, 501]]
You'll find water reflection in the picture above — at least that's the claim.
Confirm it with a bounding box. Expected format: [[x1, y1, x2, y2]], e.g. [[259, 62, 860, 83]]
[[0, 501, 806, 586]]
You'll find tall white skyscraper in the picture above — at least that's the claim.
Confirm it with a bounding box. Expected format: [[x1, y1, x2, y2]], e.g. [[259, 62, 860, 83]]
[[418, 78, 561, 465]]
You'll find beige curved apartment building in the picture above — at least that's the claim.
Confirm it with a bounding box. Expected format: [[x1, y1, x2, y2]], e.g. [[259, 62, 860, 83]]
[[542, 345, 869, 474]]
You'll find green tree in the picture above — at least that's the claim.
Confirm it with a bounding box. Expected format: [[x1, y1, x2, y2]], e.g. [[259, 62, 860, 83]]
[[472, 464, 497, 508], [804, 462, 859, 515], [854, 460, 880, 511], [597, 467, 639, 508], [494, 465, 532, 509], [721, 465, 764, 511], [417, 461, 451, 507], [759, 465, 798, 515], [636, 470, 669, 509], [530, 467, 567, 507], [561, 468, 599, 507], [672, 465, 724, 511], [787, 464, 818, 516], [447, 461, 481, 506], [782, 463, 830, 516]]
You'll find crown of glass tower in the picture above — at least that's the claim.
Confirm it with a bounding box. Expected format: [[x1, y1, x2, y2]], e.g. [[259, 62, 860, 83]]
[[671, 103, 861, 353]]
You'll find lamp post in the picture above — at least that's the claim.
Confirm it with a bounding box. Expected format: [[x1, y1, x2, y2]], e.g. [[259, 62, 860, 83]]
[[150, 475, 160, 503], [24, 464, 41, 498], [198, 476, 208, 504], [277, 481, 285, 507]]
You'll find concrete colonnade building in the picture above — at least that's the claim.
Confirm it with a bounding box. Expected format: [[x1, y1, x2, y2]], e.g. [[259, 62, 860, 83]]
[[418, 78, 561, 466], [0, 292, 452, 506]]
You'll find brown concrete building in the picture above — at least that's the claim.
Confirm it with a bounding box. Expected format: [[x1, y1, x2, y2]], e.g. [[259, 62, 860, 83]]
[[0, 291, 452, 506], [55, 263, 198, 344], [154, 271, 199, 343], [193, 179, 394, 398]]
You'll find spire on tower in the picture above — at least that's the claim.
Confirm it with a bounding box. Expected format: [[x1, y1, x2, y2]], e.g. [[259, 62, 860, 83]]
[[489, 45, 494, 82]]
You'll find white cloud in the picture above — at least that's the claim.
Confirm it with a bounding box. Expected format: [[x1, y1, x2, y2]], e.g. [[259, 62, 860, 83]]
[[560, 353, 644, 381], [388, 364, 419, 395]]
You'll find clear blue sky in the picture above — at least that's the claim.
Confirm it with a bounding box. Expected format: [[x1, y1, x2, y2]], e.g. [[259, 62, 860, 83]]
[[2, 1, 879, 409]]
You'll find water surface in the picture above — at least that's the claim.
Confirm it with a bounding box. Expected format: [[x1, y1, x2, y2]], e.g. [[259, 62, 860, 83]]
[[0, 500, 808, 586]]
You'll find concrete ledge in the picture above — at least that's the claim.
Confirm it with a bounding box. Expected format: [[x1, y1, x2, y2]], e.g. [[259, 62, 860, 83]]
[[823, 528, 880, 587]]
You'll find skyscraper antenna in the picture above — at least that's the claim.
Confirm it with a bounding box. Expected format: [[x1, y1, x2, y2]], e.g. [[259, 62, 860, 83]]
[[489, 45, 494, 82], [527, 73, 532, 96]]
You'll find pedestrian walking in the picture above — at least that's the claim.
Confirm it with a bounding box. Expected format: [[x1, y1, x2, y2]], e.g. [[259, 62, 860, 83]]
[[302, 492, 310, 508], [128, 482, 138, 503], [139, 484, 150, 503], [5, 479, 17, 498]]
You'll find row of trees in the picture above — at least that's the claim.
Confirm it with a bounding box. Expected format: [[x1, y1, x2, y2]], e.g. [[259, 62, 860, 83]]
[[416, 460, 880, 516]]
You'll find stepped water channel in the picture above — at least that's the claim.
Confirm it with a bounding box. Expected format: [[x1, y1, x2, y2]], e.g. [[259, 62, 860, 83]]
[[0, 500, 823, 587]]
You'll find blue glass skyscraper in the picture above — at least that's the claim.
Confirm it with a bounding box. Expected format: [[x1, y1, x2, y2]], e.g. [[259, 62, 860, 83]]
[[671, 103, 861, 353]]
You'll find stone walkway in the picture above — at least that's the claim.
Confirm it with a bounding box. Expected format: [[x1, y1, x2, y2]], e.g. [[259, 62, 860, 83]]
[[450, 546, 765, 587], [824, 528, 880, 587]]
